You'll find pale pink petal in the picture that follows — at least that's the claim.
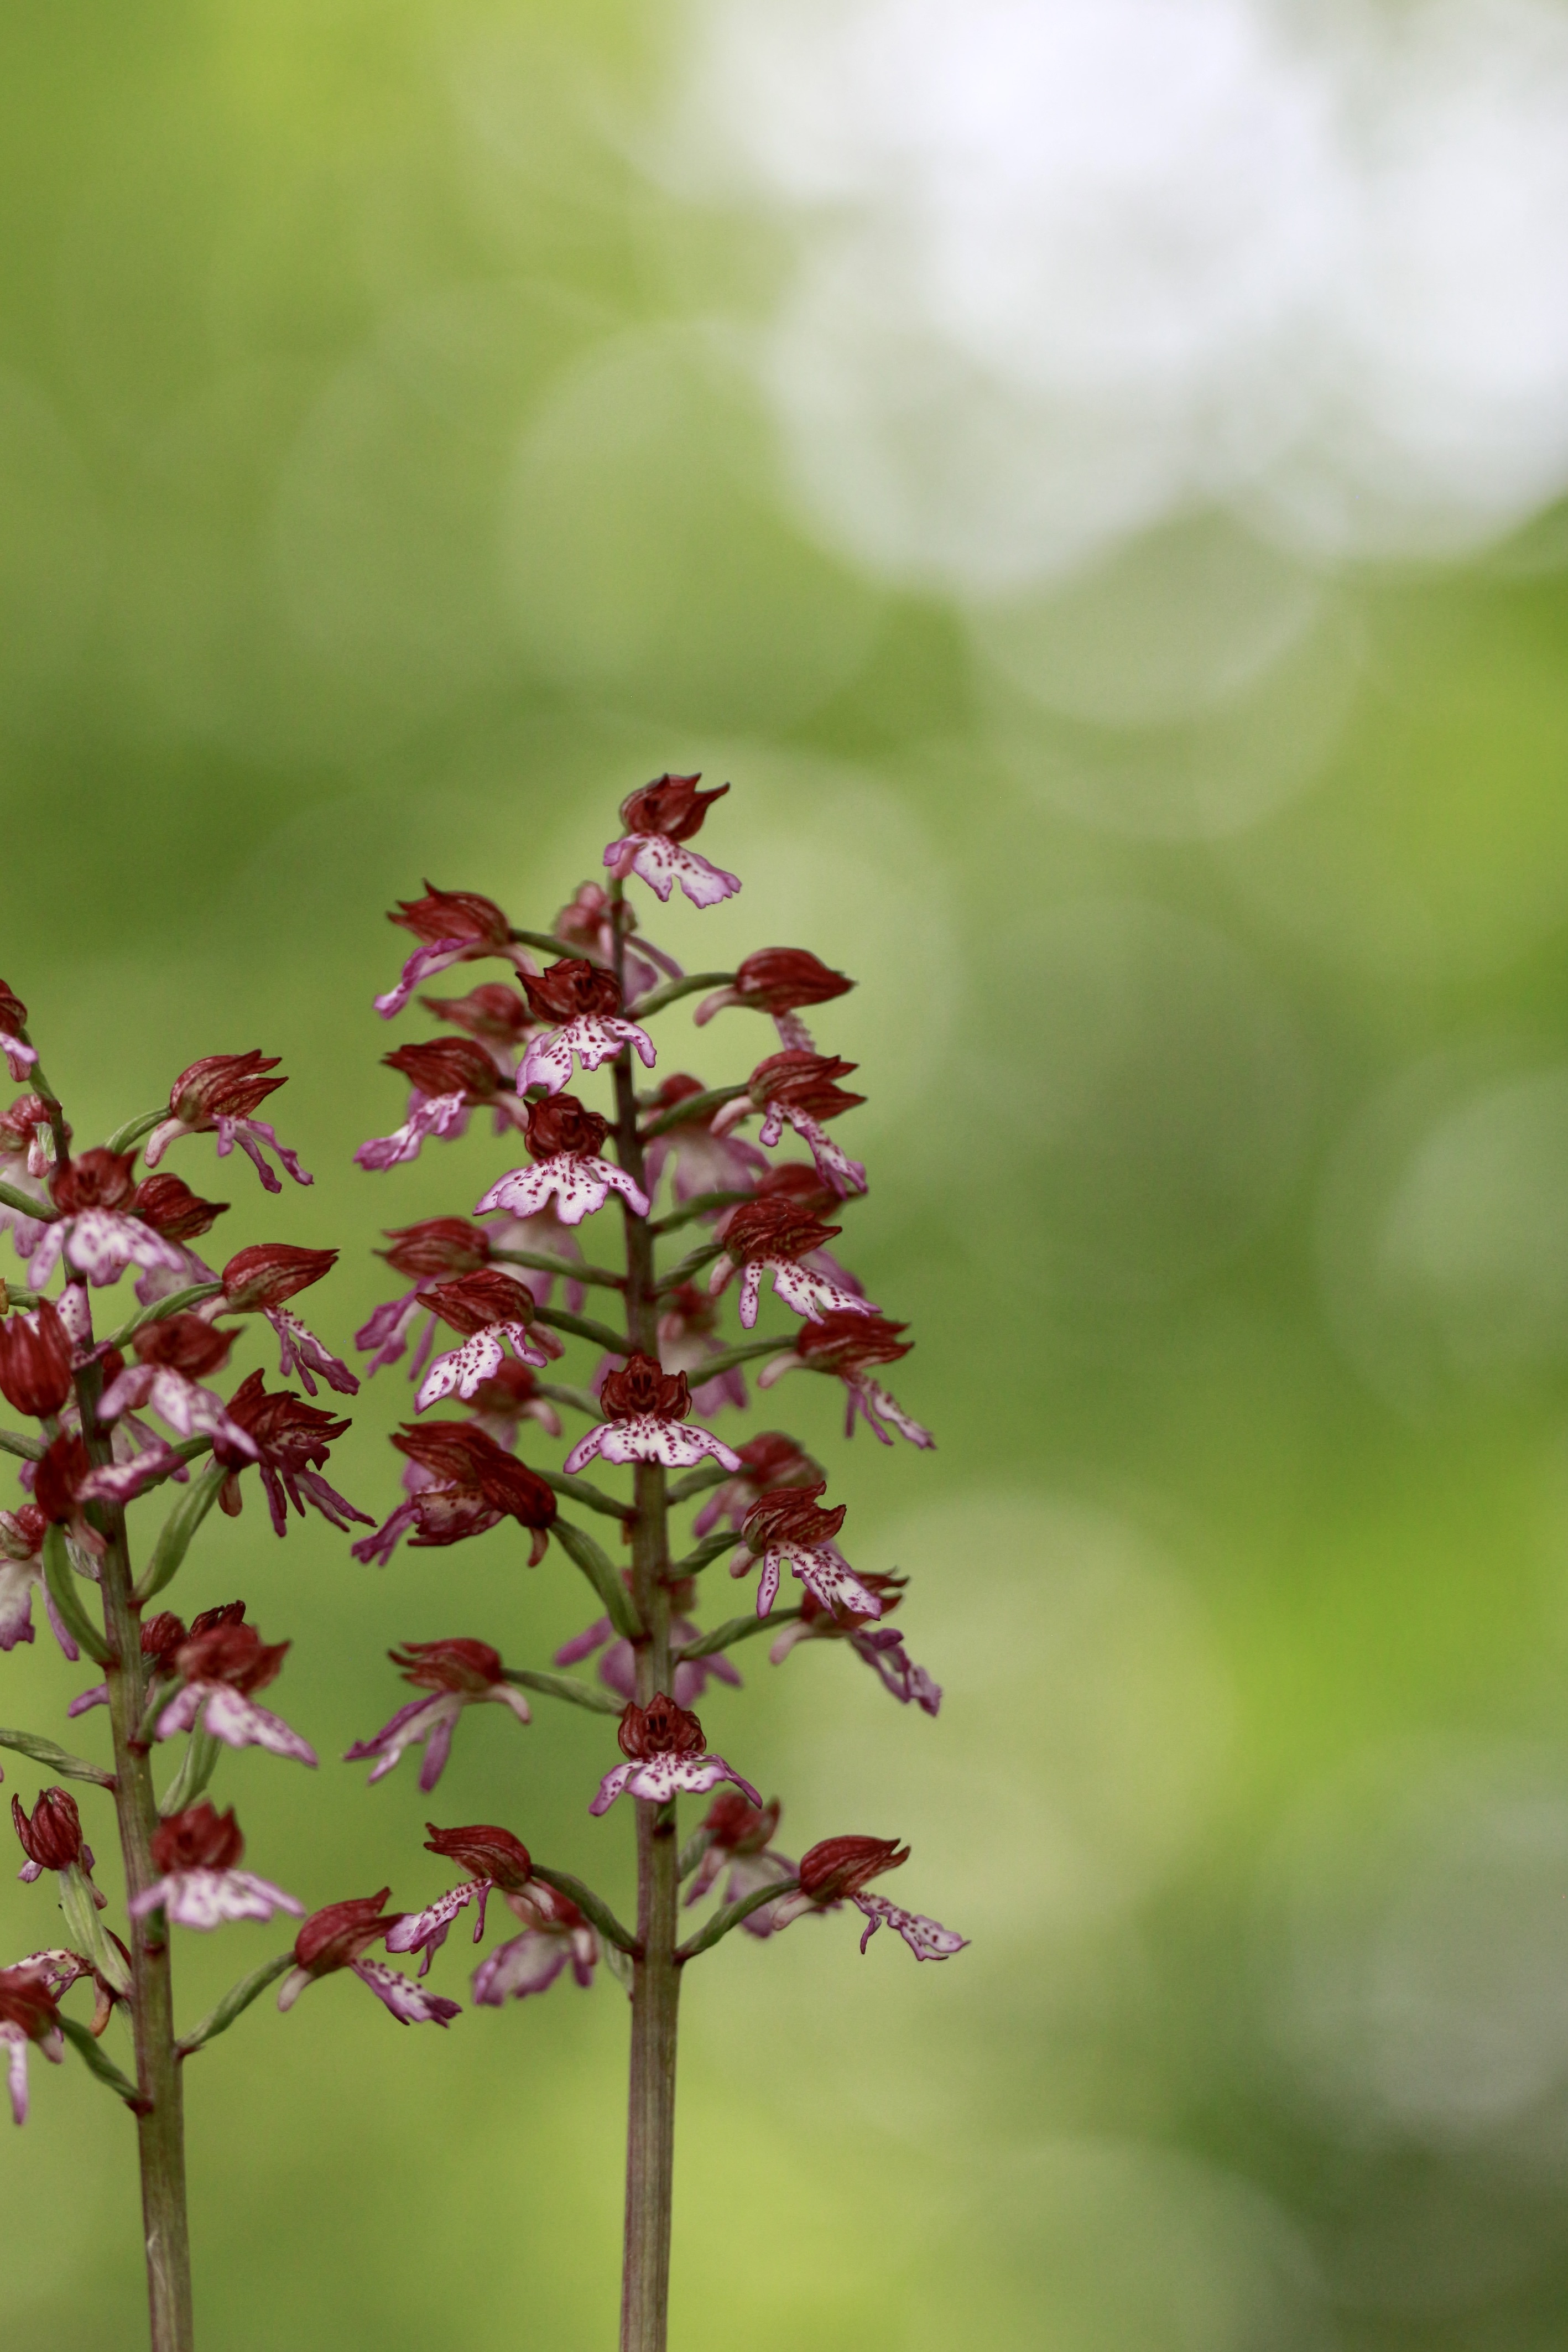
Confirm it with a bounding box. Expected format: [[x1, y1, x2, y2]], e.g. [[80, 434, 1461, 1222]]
[[416, 1323, 547, 1408], [384, 1879, 486, 1970], [474, 1163, 555, 1218], [737, 1262, 763, 1329], [587, 1761, 637, 1816], [782, 1110, 866, 1198], [472, 1929, 574, 2002], [268, 1309, 360, 1398], [353, 1092, 470, 1170], [588, 1416, 741, 1472], [852, 1892, 967, 1960], [343, 1693, 456, 1782], [155, 1684, 202, 1740], [561, 1424, 609, 1474], [350, 1956, 460, 2025], [374, 939, 471, 1021], [0, 1557, 40, 1653], [623, 1752, 762, 1807], [1, 1031, 38, 1078], [2, 2028, 29, 2125], [777, 1539, 883, 1621], [275, 1965, 311, 2011], [36, 1210, 188, 1288], [604, 835, 741, 908], [767, 1260, 878, 1326], [216, 1117, 312, 1191], [129, 1869, 305, 1928], [197, 1683, 318, 1765], [860, 1380, 935, 1449], [755, 1552, 781, 1617]]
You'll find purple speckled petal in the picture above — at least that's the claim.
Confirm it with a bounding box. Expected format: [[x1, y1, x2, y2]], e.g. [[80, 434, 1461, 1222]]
[[268, 1309, 359, 1398], [129, 1869, 304, 1928], [196, 1684, 318, 1766], [374, 939, 471, 1021], [353, 1092, 470, 1170], [782, 1109, 866, 1198], [588, 1760, 636, 1817], [384, 1878, 484, 1969], [767, 1260, 879, 1325], [350, 1956, 460, 2025], [603, 835, 741, 909], [852, 1891, 966, 1960], [590, 1417, 741, 1472], [472, 1929, 575, 2003]]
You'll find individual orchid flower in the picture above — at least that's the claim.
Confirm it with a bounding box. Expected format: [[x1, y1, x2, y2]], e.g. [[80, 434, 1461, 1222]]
[[143, 1052, 311, 1193], [345, 1638, 533, 1792], [351, 1421, 557, 1567], [770, 1836, 966, 1961], [476, 1093, 649, 1227], [383, 1819, 600, 2000], [356, 1217, 495, 1378], [155, 1616, 318, 1766], [518, 961, 655, 1097], [639, 1074, 769, 1209], [127, 1802, 304, 1931], [711, 1052, 867, 1199], [412, 1268, 555, 1409], [216, 1243, 358, 1398], [707, 1197, 878, 1331], [554, 880, 680, 1005], [602, 773, 741, 909], [758, 1311, 933, 1448], [555, 1573, 742, 1711], [97, 1314, 259, 1455], [564, 1354, 741, 1478], [0, 1297, 75, 1420], [695, 948, 853, 1052], [374, 884, 531, 1022], [0, 1503, 76, 1658], [68, 1607, 187, 1716], [461, 1359, 564, 1449], [0, 1960, 64, 2124], [0, 1094, 59, 1258], [276, 1892, 460, 2025], [416, 981, 536, 1079], [768, 1573, 941, 1714], [589, 1694, 760, 1816], [356, 1036, 529, 1171], [0, 982, 39, 1084], [724, 1163, 866, 1289], [209, 1371, 369, 1537], [28, 1150, 192, 1291], [125, 1172, 228, 1307], [732, 1485, 886, 1622], [12, 1786, 95, 1883], [691, 1430, 826, 1540], [683, 1793, 796, 1935]]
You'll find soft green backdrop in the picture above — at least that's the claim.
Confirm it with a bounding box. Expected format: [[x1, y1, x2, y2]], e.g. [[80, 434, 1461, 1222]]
[[4, 5, 1568, 2348]]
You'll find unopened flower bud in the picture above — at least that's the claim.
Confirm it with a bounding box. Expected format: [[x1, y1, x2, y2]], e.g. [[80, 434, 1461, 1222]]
[[378, 1219, 492, 1279], [128, 1173, 230, 1240], [618, 1693, 706, 1761], [293, 1890, 403, 1979], [12, 1787, 84, 1871], [168, 1052, 286, 1126], [618, 774, 728, 840], [521, 959, 623, 1023], [389, 887, 512, 950], [0, 1300, 74, 1418], [525, 1093, 612, 1161], [383, 1036, 502, 1103]]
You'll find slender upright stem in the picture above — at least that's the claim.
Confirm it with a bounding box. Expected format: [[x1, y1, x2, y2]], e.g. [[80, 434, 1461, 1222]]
[[75, 1342, 194, 2351], [613, 915, 680, 2352]]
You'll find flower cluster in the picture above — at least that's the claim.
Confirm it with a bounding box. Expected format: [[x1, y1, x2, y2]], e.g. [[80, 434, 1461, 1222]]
[[0, 1022, 423, 2167], [347, 772, 960, 2059]]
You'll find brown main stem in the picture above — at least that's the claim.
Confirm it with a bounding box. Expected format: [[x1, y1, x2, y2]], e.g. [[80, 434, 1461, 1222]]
[[75, 1345, 195, 2352], [613, 947, 680, 2352]]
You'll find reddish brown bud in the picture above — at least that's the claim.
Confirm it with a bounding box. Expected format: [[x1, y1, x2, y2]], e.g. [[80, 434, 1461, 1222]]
[[720, 1197, 840, 1266], [294, 1890, 402, 1978], [151, 1801, 244, 1874], [12, 1786, 84, 1870], [731, 948, 853, 1013], [174, 1620, 289, 1695], [702, 1791, 781, 1853], [731, 1430, 825, 1490], [0, 1094, 58, 1154], [748, 1051, 865, 1122], [0, 1502, 48, 1562], [418, 982, 533, 1043], [743, 1483, 847, 1554], [378, 1219, 492, 1281], [32, 1432, 90, 1525], [0, 981, 29, 1035], [618, 1693, 706, 1760], [0, 1964, 61, 2044], [520, 959, 622, 1023], [388, 886, 511, 949], [187, 1600, 246, 1638], [525, 1093, 611, 1161], [421, 1269, 539, 1338], [221, 1243, 337, 1313], [383, 1037, 501, 1103], [132, 1314, 235, 1378], [0, 1300, 74, 1419], [128, 1173, 230, 1239], [798, 1834, 909, 1902], [600, 1352, 689, 1424], [50, 1148, 136, 1214], [746, 1162, 840, 1218], [140, 1611, 189, 1666], [423, 1822, 533, 1892], [390, 1637, 505, 1695], [619, 773, 728, 841], [168, 1052, 285, 1125]]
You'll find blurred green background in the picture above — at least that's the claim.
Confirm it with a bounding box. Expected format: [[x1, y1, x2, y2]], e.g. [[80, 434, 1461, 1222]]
[[7, 2, 1568, 2346]]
